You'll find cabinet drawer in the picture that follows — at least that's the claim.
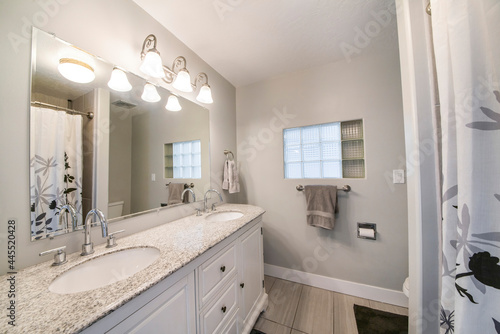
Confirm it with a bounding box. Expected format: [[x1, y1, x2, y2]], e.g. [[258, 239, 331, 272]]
[[221, 309, 239, 334], [198, 242, 237, 306], [199, 278, 238, 334]]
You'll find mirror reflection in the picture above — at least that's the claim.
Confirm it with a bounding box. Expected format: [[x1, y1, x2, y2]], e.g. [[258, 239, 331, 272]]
[[30, 28, 210, 240]]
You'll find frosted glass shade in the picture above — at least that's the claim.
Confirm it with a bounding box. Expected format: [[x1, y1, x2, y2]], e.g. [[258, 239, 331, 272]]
[[165, 95, 182, 111], [141, 83, 161, 102], [172, 69, 193, 92], [196, 84, 213, 104], [107, 68, 132, 92], [58, 58, 95, 83], [140, 50, 165, 78]]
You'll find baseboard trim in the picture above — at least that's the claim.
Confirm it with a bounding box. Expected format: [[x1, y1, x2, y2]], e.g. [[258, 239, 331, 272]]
[[264, 263, 408, 308]]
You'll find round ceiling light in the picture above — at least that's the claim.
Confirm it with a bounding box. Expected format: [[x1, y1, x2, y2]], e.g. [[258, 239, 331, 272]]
[[58, 58, 95, 84]]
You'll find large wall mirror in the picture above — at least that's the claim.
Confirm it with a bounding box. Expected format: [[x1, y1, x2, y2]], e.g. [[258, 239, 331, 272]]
[[30, 27, 210, 240]]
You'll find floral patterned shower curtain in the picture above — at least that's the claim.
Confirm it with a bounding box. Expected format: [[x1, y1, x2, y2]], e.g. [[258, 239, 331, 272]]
[[431, 1, 500, 333], [30, 106, 83, 239]]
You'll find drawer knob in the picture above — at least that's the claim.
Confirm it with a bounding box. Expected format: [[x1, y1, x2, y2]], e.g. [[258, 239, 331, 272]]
[[240, 283, 245, 288], [220, 265, 226, 273], [221, 305, 227, 313]]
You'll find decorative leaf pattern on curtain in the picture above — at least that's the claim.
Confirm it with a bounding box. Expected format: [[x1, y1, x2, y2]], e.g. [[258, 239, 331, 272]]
[[30, 107, 83, 240], [431, 1, 500, 333]]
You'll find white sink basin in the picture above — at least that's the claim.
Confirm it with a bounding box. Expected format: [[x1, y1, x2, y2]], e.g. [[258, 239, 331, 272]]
[[49, 247, 160, 294], [205, 211, 244, 222]]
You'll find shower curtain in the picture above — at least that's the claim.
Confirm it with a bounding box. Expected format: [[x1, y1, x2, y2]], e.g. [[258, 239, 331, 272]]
[[30, 106, 83, 239], [431, 1, 500, 333]]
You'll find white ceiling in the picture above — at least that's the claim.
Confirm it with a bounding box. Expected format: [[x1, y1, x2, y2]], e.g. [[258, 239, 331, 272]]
[[132, 0, 398, 87]]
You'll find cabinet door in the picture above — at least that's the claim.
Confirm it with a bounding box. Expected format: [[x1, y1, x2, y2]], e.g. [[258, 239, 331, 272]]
[[239, 224, 264, 323], [108, 272, 195, 334]]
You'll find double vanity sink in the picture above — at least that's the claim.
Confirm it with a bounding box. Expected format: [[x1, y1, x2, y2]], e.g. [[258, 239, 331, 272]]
[[49, 210, 244, 295], [49, 210, 245, 295], [1, 204, 265, 333]]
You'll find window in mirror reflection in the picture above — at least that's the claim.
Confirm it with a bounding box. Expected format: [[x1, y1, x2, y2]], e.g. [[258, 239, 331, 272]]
[[164, 140, 201, 179]]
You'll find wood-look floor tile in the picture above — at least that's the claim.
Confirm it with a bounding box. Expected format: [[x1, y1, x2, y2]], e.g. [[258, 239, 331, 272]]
[[263, 278, 303, 327], [290, 329, 308, 334], [333, 293, 370, 334], [254, 317, 291, 334], [254, 277, 409, 334], [368, 300, 409, 316], [292, 285, 334, 334], [264, 275, 277, 293]]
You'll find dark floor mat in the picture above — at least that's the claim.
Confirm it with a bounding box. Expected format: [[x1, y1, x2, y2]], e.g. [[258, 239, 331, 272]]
[[250, 329, 266, 334], [354, 304, 408, 334]]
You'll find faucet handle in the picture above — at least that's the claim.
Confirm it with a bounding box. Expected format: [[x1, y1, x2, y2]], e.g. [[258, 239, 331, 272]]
[[39, 246, 67, 266], [196, 208, 203, 216], [106, 229, 125, 248]]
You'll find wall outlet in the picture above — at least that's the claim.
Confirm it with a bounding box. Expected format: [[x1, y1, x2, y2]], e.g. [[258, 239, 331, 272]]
[[393, 169, 405, 184], [151, 173, 156, 181]]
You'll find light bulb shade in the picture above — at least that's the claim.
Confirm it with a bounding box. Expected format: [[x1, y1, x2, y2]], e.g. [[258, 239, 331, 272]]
[[141, 83, 161, 102], [165, 95, 182, 112], [172, 69, 193, 92], [58, 58, 95, 83], [107, 68, 132, 92], [196, 84, 214, 104], [140, 50, 165, 78]]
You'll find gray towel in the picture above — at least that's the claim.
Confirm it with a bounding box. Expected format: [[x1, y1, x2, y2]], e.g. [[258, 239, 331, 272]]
[[304, 185, 338, 230], [167, 183, 185, 205]]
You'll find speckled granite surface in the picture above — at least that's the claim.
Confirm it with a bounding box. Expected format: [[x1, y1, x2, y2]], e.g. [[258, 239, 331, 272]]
[[0, 204, 264, 333]]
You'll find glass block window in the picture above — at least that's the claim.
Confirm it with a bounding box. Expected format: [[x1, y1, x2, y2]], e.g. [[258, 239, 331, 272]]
[[164, 140, 201, 179], [283, 119, 364, 179]]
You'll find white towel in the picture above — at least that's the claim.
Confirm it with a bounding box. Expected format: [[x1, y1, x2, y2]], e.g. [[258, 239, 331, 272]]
[[228, 160, 240, 193], [222, 159, 230, 190]]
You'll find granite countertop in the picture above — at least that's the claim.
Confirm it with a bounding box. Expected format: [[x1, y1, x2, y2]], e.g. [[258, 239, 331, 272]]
[[0, 204, 265, 333]]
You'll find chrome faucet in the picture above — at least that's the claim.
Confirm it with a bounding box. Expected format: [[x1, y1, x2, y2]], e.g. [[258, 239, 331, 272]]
[[59, 204, 77, 231], [181, 188, 196, 203], [81, 208, 108, 256], [204, 189, 223, 213]]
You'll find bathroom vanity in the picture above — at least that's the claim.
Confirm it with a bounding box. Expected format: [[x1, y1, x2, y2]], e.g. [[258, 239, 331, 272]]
[[1, 204, 267, 333]]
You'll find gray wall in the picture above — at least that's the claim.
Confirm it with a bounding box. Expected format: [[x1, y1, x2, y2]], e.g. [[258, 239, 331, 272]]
[[0, 0, 236, 273], [236, 47, 408, 290], [130, 102, 210, 212]]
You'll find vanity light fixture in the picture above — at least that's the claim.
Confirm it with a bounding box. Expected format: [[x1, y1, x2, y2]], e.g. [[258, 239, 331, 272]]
[[107, 67, 132, 92], [140, 34, 166, 79], [172, 67, 193, 92], [162, 55, 193, 93], [58, 58, 95, 83], [141, 83, 161, 103], [140, 34, 214, 103], [165, 95, 182, 112], [194, 73, 214, 104]]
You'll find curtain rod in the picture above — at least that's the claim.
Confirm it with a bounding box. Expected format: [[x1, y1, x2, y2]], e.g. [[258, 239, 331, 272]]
[[31, 101, 94, 119]]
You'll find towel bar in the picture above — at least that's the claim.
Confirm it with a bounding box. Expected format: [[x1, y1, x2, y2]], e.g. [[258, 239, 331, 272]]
[[166, 182, 194, 188], [296, 184, 351, 192]]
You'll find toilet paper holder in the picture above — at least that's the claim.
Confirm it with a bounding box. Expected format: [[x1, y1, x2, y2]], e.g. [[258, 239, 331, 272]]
[[357, 223, 377, 240]]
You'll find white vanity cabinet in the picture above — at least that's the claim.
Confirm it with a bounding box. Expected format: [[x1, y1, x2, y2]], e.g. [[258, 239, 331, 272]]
[[107, 272, 196, 334], [239, 224, 264, 326], [196, 221, 265, 333], [83, 215, 267, 334]]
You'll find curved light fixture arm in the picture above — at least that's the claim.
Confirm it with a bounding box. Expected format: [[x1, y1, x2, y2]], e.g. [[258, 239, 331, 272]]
[[140, 34, 158, 59], [194, 72, 209, 89]]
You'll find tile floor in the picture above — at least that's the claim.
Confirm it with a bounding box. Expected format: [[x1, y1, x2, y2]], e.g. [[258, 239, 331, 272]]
[[253, 276, 408, 334]]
